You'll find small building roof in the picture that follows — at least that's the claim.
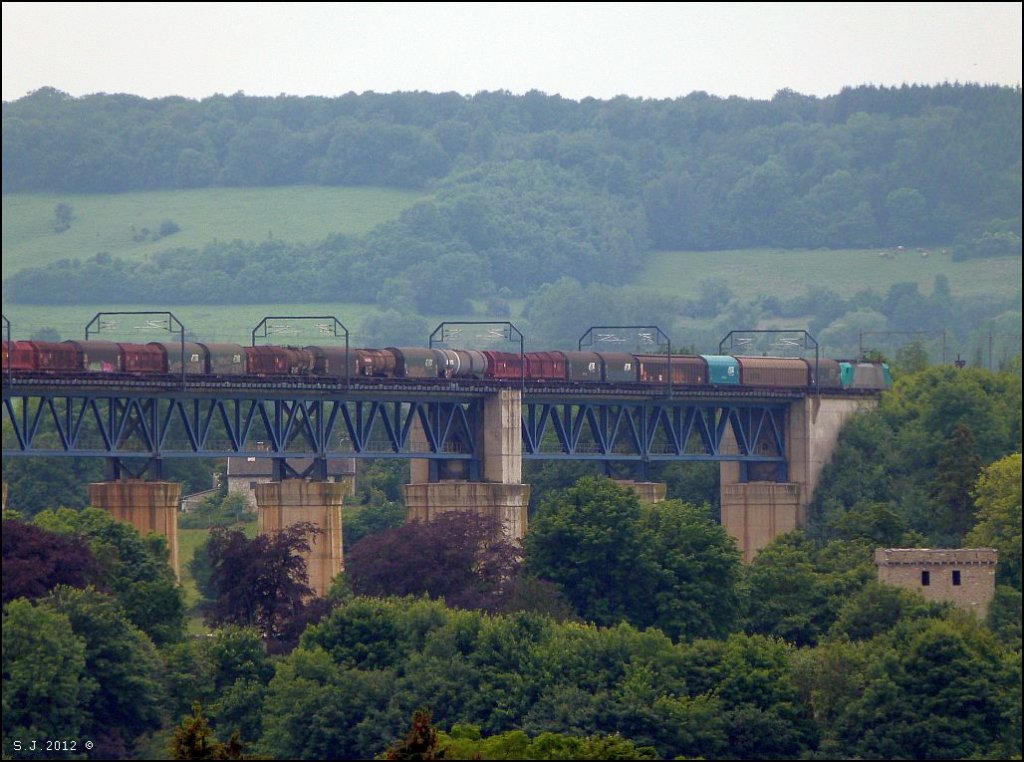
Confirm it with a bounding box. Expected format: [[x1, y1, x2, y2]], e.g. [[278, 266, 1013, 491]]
[[874, 548, 998, 566], [227, 456, 356, 477]]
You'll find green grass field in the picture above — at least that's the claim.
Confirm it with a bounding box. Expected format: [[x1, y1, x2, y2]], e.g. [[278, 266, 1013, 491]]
[[3, 301, 519, 346], [2, 185, 424, 275], [4, 302, 389, 343], [641, 248, 1022, 301], [178, 527, 210, 611]]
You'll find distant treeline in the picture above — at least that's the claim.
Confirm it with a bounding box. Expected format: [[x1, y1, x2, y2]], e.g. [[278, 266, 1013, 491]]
[[3, 84, 1021, 252]]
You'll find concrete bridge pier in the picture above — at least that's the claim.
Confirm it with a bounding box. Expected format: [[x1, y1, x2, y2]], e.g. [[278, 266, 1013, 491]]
[[405, 388, 530, 540], [720, 395, 876, 562], [614, 480, 668, 504], [255, 480, 348, 596], [88, 480, 182, 576]]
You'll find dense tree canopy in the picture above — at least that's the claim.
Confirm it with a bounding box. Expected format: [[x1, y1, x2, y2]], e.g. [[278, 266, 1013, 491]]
[[412, 715, 659, 760], [0, 453, 104, 517], [966, 453, 1023, 589], [203, 522, 321, 642], [346, 512, 520, 613], [31, 507, 185, 644], [2, 585, 167, 760], [2, 599, 90, 749], [818, 616, 1017, 759], [245, 589, 1021, 760], [45, 585, 167, 757], [161, 625, 274, 733], [523, 477, 741, 639], [4, 85, 1019, 252], [810, 365, 1022, 546], [2, 519, 100, 603]]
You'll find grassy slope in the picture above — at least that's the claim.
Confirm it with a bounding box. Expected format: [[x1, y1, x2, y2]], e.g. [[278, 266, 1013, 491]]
[[7, 254, 1019, 347], [4, 302, 507, 347], [2, 185, 424, 275], [2, 186, 423, 341], [641, 248, 1023, 301], [178, 527, 210, 610], [3, 188, 1020, 345], [6, 302, 388, 343]]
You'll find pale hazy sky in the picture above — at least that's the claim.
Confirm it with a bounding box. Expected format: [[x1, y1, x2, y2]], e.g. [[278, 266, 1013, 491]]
[[2, 2, 1021, 103]]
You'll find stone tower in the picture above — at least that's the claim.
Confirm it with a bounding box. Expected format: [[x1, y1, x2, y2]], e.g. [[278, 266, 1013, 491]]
[[874, 548, 998, 618]]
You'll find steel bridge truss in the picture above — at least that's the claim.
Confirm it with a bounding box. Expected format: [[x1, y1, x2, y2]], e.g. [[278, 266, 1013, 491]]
[[2, 390, 480, 467], [4, 389, 790, 479], [521, 398, 788, 466]]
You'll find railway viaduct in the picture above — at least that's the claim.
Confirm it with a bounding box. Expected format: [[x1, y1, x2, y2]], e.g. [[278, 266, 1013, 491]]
[[2, 380, 877, 593], [411, 387, 875, 563]]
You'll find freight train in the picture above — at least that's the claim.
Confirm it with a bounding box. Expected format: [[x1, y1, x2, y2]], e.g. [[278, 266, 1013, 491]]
[[2, 339, 893, 392]]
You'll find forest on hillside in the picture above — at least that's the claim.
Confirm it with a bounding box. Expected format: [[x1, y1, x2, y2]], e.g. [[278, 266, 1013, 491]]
[[3, 84, 1021, 253], [3, 85, 1021, 360]]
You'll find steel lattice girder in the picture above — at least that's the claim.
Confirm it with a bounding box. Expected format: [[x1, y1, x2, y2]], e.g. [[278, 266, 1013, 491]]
[[521, 399, 787, 461], [5, 389, 790, 466], [2, 391, 479, 461]]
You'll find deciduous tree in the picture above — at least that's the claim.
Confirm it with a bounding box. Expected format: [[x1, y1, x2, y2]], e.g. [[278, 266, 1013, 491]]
[[2, 519, 100, 602], [524, 477, 741, 639], [385, 709, 445, 760], [966, 452, 1022, 589], [170, 703, 246, 760], [2, 599, 89, 745], [204, 522, 321, 641], [523, 478, 657, 628], [32, 508, 184, 644], [346, 513, 519, 613], [932, 423, 981, 542], [831, 618, 1015, 759], [45, 585, 166, 758]]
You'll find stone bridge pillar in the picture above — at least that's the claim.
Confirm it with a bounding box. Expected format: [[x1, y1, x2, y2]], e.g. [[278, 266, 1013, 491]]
[[720, 395, 877, 562], [88, 480, 181, 576], [256, 480, 348, 597], [404, 388, 530, 540], [614, 480, 667, 504]]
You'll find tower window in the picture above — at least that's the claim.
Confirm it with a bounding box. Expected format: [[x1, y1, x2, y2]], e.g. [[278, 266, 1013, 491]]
[[921, 570, 931, 586], [952, 570, 962, 586]]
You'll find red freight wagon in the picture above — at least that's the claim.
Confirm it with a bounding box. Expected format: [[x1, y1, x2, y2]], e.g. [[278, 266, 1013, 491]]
[[246, 346, 314, 376], [635, 355, 707, 385], [525, 351, 567, 381], [118, 342, 166, 373], [483, 351, 524, 380], [3, 341, 39, 371], [63, 340, 121, 372]]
